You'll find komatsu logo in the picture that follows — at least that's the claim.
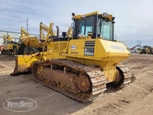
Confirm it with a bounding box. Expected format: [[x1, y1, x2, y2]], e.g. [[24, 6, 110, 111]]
[[110, 43, 125, 52], [71, 45, 76, 50]]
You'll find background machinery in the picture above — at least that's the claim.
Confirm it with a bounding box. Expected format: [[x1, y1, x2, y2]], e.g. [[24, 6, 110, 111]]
[[1, 35, 23, 55], [129, 44, 141, 53], [19, 26, 41, 55], [1, 22, 53, 55], [139, 45, 153, 54], [11, 11, 133, 102], [19, 22, 56, 55]]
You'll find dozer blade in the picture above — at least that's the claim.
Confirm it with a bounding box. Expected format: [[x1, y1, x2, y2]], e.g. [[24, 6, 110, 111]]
[[10, 54, 41, 76]]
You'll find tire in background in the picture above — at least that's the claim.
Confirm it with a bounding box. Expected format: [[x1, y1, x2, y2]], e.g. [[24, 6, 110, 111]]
[[29, 48, 39, 54], [23, 47, 30, 55], [13, 47, 17, 55]]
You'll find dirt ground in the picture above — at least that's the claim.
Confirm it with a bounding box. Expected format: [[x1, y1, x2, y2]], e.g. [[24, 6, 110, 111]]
[[0, 54, 153, 115]]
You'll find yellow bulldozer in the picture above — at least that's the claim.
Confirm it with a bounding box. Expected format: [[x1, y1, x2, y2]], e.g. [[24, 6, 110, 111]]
[[11, 11, 133, 102]]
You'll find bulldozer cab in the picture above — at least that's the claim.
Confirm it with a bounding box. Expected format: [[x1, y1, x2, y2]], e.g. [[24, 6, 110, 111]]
[[72, 12, 115, 41]]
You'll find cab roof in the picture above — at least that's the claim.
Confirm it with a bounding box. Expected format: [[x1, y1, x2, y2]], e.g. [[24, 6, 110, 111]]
[[73, 11, 113, 21]]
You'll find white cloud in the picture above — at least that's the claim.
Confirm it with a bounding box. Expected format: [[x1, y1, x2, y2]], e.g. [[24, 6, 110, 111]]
[[0, 0, 153, 47]]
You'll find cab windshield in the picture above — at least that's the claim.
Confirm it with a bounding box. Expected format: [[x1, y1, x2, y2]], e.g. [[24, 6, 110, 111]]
[[78, 18, 93, 36], [99, 19, 113, 41]]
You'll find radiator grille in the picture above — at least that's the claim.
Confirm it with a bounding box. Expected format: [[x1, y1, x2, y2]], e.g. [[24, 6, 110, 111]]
[[85, 41, 95, 47]]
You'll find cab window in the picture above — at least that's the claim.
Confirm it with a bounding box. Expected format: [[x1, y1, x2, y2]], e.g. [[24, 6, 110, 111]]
[[78, 18, 93, 36]]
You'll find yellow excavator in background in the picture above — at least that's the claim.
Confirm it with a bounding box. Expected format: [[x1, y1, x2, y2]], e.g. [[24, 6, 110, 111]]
[[1, 35, 21, 55], [1, 23, 52, 55], [19, 22, 57, 54], [11, 11, 134, 102], [20, 27, 30, 37], [40, 22, 56, 41]]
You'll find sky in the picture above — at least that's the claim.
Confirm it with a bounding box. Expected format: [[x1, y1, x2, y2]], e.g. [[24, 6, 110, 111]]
[[0, 0, 153, 47]]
